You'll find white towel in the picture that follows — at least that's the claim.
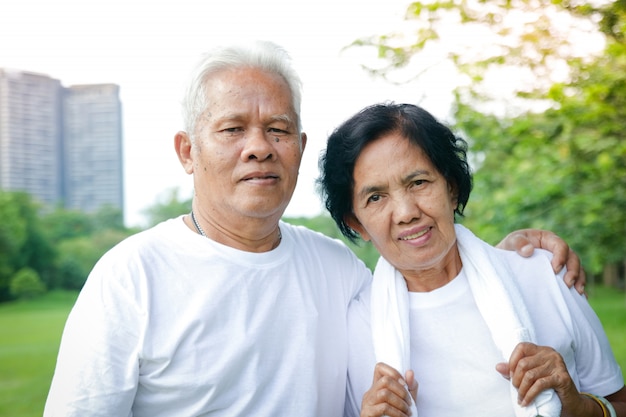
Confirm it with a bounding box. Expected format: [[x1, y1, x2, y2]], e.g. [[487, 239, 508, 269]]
[[370, 224, 562, 417], [371, 254, 418, 417]]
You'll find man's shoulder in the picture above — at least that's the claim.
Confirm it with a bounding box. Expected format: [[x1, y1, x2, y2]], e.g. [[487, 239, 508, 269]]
[[101, 216, 186, 259]]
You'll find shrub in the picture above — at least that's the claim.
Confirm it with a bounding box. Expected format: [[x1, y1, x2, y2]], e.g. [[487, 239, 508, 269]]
[[10, 267, 46, 299]]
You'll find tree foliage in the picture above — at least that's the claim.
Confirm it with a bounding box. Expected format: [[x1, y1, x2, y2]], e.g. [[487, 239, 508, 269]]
[[143, 188, 192, 227], [10, 267, 46, 299], [284, 216, 380, 270], [353, 0, 626, 280], [0, 192, 54, 299], [54, 229, 132, 290], [0, 190, 134, 301]]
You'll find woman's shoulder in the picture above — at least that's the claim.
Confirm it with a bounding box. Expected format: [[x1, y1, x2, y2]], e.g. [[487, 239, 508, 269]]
[[498, 248, 557, 277]]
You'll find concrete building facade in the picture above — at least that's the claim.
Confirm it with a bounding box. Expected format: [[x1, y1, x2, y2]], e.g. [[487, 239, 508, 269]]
[[0, 69, 123, 216]]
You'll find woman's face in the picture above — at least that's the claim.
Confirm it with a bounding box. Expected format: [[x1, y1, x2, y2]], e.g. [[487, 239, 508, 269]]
[[348, 132, 460, 280]]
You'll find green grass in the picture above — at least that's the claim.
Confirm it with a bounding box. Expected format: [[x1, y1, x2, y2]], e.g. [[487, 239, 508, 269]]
[[0, 287, 624, 416], [0, 291, 77, 417], [587, 285, 626, 378]]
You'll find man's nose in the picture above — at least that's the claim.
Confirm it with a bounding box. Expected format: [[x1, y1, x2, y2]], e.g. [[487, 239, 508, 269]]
[[241, 129, 274, 161]]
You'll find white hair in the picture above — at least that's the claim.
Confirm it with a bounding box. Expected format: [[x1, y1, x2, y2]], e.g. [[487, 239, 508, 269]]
[[181, 40, 303, 139]]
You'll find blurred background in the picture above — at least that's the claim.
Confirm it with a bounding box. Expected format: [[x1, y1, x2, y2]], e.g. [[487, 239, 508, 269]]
[[0, 1, 624, 415]]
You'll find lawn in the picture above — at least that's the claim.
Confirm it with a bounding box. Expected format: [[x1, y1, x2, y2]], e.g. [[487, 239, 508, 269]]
[[587, 285, 626, 375], [0, 291, 77, 417], [0, 287, 624, 416]]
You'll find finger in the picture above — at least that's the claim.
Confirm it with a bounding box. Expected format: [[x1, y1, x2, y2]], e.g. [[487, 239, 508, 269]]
[[364, 370, 415, 413], [508, 345, 565, 404], [576, 268, 587, 296], [561, 249, 586, 294], [360, 402, 412, 417], [507, 342, 537, 380], [495, 230, 534, 257], [373, 363, 414, 404], [508, 342, 548, 390], [495, 362, 510, 379], [361, 380, 414, 417], [517, 357, 573, 407], [556, 247, 576, 285], [405, 370, 418, 404], [515, 357, 552, 403], [372, 362, 404, 384], [518, 373, 555, 406], [543, 231, 568, 273]]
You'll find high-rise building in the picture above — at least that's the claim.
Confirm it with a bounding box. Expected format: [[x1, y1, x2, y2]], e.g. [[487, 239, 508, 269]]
[[0, 69, 64, 206], [63, 84, 124, 213], [0, 69, 123, 216]]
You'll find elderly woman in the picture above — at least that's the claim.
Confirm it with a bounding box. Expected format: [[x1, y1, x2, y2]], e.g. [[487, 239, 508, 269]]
[[318, 103, 625, 417]]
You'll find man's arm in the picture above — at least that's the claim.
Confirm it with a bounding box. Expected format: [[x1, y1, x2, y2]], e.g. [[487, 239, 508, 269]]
[[44, 264, 139, 417], [497, 229, 585, 294]]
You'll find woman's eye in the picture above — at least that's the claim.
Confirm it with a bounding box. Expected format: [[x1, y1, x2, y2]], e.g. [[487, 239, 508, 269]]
[[367, 194, 381, 204]]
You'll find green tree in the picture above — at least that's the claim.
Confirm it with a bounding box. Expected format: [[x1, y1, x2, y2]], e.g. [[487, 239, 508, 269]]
[[40, 207, 94, 242], [92, 205, 126, 232], [0, 192, 28, 299], [0, 191, 55, 300], [9, 267, 46, 299], [455, 1, 626, 279], [55, 229, 132, 290], [143, 188, 192, 227], [284, 215, 380, 270], [354, 0, 626, 282]]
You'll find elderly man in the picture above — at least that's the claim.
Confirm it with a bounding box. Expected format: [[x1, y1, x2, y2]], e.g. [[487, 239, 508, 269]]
[[44, 41, 582, 417]]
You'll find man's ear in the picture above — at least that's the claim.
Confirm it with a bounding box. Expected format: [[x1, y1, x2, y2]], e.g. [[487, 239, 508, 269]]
[[175, 131, 194, 175], [345, 214, 371, 242], [300, 132, 308, 153]]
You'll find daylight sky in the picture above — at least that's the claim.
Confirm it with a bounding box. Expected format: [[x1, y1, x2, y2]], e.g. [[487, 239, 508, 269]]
[[0, 0, 458, 226]]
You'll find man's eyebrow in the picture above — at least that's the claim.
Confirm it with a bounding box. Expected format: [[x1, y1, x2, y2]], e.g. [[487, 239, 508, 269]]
[[268, 114, 295, 125], [211, 113, 294, 125], [213, 113, 244, 122]]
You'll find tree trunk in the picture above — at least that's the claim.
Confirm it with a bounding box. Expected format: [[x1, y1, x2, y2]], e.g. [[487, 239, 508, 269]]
[[602, 263, 619, 288]]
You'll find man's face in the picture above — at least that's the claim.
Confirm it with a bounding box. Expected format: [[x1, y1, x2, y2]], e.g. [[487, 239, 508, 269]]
[[186, 67, 306, 225]]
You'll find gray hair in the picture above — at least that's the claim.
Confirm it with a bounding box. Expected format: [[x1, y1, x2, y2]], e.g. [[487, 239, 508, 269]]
[[181, 40, 303, 139]]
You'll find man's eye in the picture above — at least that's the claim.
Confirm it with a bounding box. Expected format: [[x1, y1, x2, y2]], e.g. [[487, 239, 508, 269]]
[[269, 127, 289, 134]]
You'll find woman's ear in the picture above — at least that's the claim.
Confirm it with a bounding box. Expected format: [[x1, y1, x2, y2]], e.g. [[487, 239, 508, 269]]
[[448, 181, 459, 210], [345, 214, 371, 242]]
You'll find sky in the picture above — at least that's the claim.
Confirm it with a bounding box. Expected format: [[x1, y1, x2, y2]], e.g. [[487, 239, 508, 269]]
[[0, 0, 458, 227]]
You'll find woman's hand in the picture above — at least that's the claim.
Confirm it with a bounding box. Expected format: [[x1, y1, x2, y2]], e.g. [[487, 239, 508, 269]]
[[360, 362, 417, 417], [496, 342, 595, 417], [496, 229, 585, 294]]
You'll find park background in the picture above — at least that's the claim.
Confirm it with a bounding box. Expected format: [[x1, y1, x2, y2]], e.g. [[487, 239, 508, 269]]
[[1, 0, 625, 415]]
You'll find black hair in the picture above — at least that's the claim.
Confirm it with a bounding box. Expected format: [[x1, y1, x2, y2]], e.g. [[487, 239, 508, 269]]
[[318, 102, 472, 242]]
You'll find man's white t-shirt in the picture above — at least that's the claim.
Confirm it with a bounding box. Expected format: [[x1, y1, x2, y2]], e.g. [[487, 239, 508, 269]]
[[44, 217, 371, 417]]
